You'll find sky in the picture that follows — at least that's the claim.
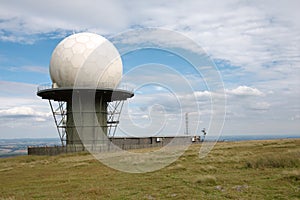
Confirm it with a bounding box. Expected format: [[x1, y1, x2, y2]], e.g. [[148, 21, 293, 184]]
[[0, 0, 299, 139]]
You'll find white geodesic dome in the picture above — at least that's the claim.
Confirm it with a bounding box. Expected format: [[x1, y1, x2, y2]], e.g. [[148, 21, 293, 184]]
[[49, 32, 122, 89]]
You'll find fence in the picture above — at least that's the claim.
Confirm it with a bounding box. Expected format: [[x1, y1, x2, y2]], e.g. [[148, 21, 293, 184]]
[[28, 136, 196, 156]]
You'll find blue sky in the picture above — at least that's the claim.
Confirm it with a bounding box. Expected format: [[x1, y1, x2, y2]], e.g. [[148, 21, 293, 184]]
[[0, 39, 57, 84], [0, 0, 299, 139]]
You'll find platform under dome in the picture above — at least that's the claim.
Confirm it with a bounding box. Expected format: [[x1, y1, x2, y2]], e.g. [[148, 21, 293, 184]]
[[37, 87, 134, 102]]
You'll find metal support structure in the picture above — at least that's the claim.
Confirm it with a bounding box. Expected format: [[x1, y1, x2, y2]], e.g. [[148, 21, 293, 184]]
[[48, 98, 126, 146], [48, 100, 67, 146], [107, 100, 125, 138]]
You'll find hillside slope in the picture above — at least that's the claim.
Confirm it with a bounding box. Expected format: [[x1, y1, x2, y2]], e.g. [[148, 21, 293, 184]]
[[1, 139, 299, 199]]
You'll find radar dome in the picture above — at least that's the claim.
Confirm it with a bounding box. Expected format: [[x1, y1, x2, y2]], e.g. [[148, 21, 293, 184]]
[[49, 32, 122, 89]]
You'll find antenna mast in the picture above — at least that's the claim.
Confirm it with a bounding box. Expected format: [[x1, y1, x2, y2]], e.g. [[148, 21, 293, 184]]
[[185, 112, 189, 135]]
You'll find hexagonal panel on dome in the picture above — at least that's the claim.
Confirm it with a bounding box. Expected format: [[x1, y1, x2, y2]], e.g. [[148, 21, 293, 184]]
[[61, 48, 74, 61], [86, 40, 97, 49], [63, 38, 76, 49], [72, 42, 86, 54], [76, 34, 90, 43], [71, 53, 86, 69]]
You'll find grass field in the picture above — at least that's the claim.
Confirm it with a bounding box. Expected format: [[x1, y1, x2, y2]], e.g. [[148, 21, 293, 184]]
[[0, 139, 299, 199]]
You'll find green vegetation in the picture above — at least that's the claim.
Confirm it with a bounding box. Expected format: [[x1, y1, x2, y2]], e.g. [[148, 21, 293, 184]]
[[0, 139, 299, 199]]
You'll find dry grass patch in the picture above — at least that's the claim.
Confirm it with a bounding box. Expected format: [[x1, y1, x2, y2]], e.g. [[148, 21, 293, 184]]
[[282, 169, 300, 181], [194, 175, 217, 186], [246, 151, 300, 169], [166, 163, 186, 171]]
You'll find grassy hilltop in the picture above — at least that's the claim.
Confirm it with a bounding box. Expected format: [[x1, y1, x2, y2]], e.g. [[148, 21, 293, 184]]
[[0, 139, 299, 199]]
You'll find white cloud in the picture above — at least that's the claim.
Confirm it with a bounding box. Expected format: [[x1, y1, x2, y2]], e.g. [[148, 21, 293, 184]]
[[1, 1, 299, 79], [7, 66, 48, 74], [226, 86, 263, 96], [0, 81, 56, 138], [249, 102, 270, 111], [20, 66, 48, 74], [0, 106, 50, 120], [194, 91, 211, 98], [291, 114, 300, 121], [1, 1, 297, 93], [0, 106, 47, 116]]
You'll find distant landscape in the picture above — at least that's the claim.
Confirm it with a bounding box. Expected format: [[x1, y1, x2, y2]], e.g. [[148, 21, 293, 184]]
[[0, 138, 60, 158]]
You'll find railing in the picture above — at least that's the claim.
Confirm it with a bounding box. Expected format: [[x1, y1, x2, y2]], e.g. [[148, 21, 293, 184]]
[[37, 82, 134, 92], [37, 83, 52, 92], [117, 82, 134, 92]]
